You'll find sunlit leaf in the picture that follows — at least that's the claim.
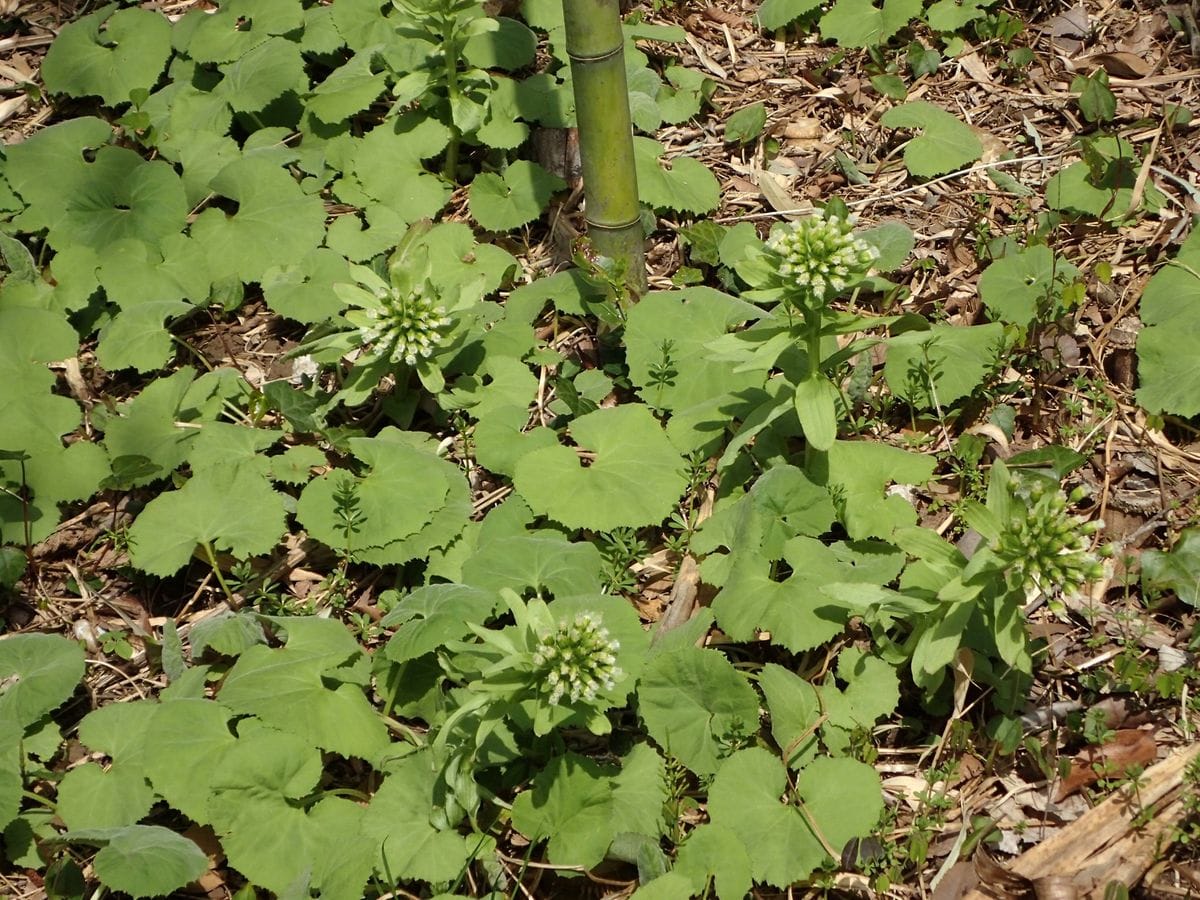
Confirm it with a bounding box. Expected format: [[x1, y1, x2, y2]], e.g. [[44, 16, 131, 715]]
[[879, 100, 983, 178], [1136, 229, 1200, 416], [61, 826, 208, 898], [513, 406, 687, 531], [638, 646, 759, 775], [43, 6, 172, 106]]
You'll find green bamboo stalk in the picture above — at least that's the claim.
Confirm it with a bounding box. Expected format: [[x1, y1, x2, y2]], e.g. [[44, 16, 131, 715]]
[[561, 0, 647, 297]]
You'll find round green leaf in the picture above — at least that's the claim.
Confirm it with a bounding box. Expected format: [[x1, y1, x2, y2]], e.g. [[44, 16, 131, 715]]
[[759, 664, 820, 770], [711, 547, 848, 653], [1136, 230, 1200, 416], [364, 752, 475, 883], [190, 156, 327, 284], [97, 301, 192, 373], [42, 7, 172, 107], [214, 36, 306, 113], [624, 288, 762, 412], [706, 748, 883, 888], [820, 0, 923, 47], [705, 747, 824, 887], [261, 249, 353, 324], [182, 0, 304, 63], [884, 322, 1006, 407], [0, 547, 25, 589], [32, 146, 187, 253], [0, 634, 85, 731], [143, 699, 237, 823], [1141, 526, 1200, 607], [463, 16, 536, 70], [296, 439, 453, 556], [510, 753, 617, 868], [634, 137, 720, 215], [879, 100, 983, 179], [794, 755, 883, 851], [461, 535, 603, 599], [71, 826, 209, 898], [57, 763, 155, 830], [858, 220, 915, 272], [757, 0, 823, 30], [637, 646, 759, 776], [306, 52, 388, 124], [0, 307, 79, 365], [79, 700, 158, 764], [514, 405, 687, 531], [127, 466, 287, 577], [511, 746, 666, 868], [724, 102, 766, 145], [672, 823, 753, 900], [469, 161, 565, 232], [976, 245, 1079, 326]]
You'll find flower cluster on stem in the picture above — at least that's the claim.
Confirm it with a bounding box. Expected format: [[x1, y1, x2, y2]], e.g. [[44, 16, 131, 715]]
[[531, 612, 622, 706], [766, 211, 878, 301], [995, 483, 1107, 595], [359, 288, 451, 366]]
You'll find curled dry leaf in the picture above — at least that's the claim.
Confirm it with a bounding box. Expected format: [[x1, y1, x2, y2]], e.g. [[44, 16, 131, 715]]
[[1047, 4, 1091, 39], [782, 119, 822, 141], [1082, 52, 1152, 79], [702, 5, 745, 27], [1054, 728, 1159, 801]]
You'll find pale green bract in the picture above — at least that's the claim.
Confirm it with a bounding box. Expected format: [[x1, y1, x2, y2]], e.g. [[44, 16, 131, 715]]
[[765, 211, 878, 300], [533, 611, 622, 706], [996, 482, 1105, 596], [356, 285, 452, 367]]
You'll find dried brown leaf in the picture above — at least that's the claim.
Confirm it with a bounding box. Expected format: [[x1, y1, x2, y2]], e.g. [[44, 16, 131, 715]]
[[1054, 728, 1159, 801], [1082, 52, 1152, 78]]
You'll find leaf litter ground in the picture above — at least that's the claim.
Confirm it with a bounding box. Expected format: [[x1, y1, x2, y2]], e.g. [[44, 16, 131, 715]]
[[1, 0, 1200, 897]]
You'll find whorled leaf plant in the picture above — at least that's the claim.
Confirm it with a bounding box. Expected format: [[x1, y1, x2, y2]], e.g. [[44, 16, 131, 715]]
[[712, 207, 890, 465]]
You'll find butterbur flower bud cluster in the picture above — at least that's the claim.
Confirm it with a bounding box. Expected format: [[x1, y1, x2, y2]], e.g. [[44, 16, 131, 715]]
[[531, 612, 622, 706], [996, 483, 1106, 595], [359, 288, 451, 366], [766, 211, 878, 299]]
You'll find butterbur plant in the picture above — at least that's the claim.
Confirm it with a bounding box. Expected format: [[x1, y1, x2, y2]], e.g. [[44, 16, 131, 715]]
[[437, 589, 639, 743], [347, 270, 452, 368], [764, 211, 879, 302], [391, 0, 504, 179], [716, 208, 890, 456], [534, 611, 622, 705], [296, 226, 487, 403], [996, 483, 1106, 595], [898, 461, 1108, 704], [969, 463, 1108, 599]]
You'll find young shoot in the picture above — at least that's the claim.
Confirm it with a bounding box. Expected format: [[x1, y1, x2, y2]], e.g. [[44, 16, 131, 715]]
[[533, 611, 623, 706], [994, 481, 1107, 597], [722, 207, 888, 456], [439, 590, 633, 743]]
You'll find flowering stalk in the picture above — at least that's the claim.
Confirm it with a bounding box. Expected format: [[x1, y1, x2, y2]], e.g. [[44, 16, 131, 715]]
[[766, 211, 879, 306], [434, 591, 629, 749], [732, 209, 880, 453]]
